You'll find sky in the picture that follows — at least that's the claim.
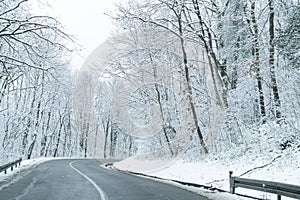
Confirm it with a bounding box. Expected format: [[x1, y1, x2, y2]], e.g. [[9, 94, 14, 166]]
[[32, 0, 120, 70]]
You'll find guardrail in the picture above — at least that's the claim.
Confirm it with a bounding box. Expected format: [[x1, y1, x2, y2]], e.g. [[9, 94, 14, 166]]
[[229, 171, 300, 200], [0, 158, 22, 174]]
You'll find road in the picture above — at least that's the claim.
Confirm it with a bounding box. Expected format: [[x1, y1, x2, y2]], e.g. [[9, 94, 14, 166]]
[[0, 159, 210, 200]]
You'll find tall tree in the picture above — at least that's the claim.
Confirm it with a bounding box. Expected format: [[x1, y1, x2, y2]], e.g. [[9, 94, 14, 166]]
[[246, 0, 266, 123], [268, 0, 281, 120], [112, 0, 210, 153], [0, 0, 76, 160]]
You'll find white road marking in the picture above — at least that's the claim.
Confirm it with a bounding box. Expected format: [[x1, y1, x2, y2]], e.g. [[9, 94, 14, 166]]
[[69, 161, 107, 200]]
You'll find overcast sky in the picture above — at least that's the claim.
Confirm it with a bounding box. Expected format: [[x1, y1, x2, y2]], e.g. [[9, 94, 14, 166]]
[[32, 0, 120, 70]]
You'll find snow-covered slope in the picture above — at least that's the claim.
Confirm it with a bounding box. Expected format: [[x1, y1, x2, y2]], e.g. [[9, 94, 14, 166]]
[[114, 122, 300, 200]]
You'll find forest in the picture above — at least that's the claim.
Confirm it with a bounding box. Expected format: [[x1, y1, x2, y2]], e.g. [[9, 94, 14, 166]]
[[0, 0, 299, 163]]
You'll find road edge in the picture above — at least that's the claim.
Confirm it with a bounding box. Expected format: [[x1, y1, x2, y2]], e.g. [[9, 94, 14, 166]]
[[112, 164, 259, 200]]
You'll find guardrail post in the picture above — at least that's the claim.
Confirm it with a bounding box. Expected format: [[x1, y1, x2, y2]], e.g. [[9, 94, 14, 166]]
[[229, 171, 235, 194], [277, 195, 281, 200]]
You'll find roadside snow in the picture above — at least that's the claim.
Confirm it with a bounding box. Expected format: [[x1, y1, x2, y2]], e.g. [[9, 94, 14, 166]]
[[114, 121, 300, 200], [114, 147, 300, 200], [135, 174, 253, 200], [113, 156, 177, 173], [0, 157, 70, 190]]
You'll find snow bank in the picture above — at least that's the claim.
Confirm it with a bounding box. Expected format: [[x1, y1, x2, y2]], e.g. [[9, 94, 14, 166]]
[[0, 157, 70, 190], [113, 156, 177, 173], [114, 120, 300, 200], [114, 146, 300, 200]]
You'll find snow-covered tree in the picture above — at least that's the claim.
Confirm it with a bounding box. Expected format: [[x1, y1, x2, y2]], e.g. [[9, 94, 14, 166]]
[[0, 0, 76, 162]]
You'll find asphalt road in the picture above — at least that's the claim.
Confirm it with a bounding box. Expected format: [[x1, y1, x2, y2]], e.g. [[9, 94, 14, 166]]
[[0, 159, 210, 200]]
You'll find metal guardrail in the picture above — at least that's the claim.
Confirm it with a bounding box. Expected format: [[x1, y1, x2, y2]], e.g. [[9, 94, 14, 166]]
[[229, 171, 300, 200], [0, 158, 22, 174]]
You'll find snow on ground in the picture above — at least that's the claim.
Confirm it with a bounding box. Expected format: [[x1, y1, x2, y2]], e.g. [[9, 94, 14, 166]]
[[151, 148, 299, 200], [135, 173, 254, 200], [1, 123, 299, 200], [114, 150, 299, 200], [0, 157, 75, 190], [114, 126, 300, 200], [0, 158, 51, 190]]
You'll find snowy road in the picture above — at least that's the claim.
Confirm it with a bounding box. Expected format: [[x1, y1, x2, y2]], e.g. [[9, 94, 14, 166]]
[[0, 159, 209, 200]]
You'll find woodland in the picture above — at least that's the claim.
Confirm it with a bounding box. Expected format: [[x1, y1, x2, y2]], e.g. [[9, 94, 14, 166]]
[[0, 0, 299, 163]]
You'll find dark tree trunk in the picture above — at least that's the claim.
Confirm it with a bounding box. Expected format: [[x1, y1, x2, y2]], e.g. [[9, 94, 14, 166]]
[[178, 12, 209, 154], [53, 115, 64, 157], [40, 111, 51, 156], [269, 0, 281, 120], [103, 119, 110, 158], [84, 122, 89, 158], [151, 57, 174, 156], [109, 124, 117, 158], [93, 124, 99, 156], [27, 134, 37, 159], [190, 0, 228, 107], [251, 1, 266, 123]]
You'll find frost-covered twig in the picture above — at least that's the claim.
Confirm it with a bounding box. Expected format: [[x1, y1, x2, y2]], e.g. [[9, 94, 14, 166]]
[[205, 178, 227, 185], [239, 155, 282, 177]]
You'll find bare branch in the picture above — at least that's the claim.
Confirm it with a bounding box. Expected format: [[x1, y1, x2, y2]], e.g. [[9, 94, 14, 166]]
[[0, 0, 28, 17]]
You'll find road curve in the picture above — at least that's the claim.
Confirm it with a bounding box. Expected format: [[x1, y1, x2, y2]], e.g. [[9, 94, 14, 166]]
[[0, 159, 210, 200]]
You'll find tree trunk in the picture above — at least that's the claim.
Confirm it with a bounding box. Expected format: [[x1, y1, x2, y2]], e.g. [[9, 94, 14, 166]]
[[178, 14, 209, 154], [53, 115, 64, 157], [151, 56, 174, 156], [103, 119, 110, 158], [0, 77, 9, 104], [66, 112, 72, 156], [40, 111, 51, 156], [191, 0, 228, 107], [84, 122, 89, 158], [62, 113, 71, 157], [269, 0, 281, 120], [22, 86, 37, 155], [27, 134, 37, 159], [154, 82, 174, 156], [251, 1, 266, 123], [109, 124, 117, 158], [93, 124, 99, 156]]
